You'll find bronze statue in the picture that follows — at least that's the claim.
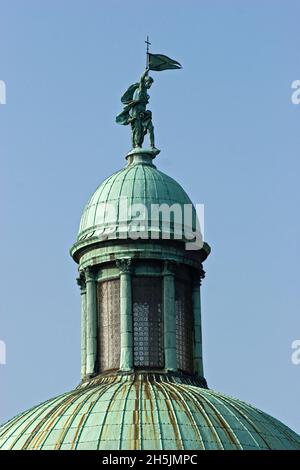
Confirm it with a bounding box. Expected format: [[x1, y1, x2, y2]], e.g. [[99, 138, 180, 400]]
[[116, 38, 182, 152], [116, 67, 157, 150]]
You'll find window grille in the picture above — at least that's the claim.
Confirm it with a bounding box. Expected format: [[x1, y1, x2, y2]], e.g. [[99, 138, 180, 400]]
[[132, 276, 164, 368], [175, 279, 194, 373], [97, 279, 120, 372]]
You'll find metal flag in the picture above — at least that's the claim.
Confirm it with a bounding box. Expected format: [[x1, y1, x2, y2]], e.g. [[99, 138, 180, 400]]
[[148, 53, 182, 71]]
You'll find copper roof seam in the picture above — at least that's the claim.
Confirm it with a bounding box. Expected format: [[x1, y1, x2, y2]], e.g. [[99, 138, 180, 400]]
[[143, 375, 160, 449], [99, 171, 121, 229], [6, 390, 82, 450], [91, 171, 120, 230], [163, 381, 205, 450], [234, 398, 300, 445], [227, 398, 299, 447], [172, 383, 224, 450], [0, 391, 66, 445], [78, 171, 112, 236], [118, 379, 135, 450], [162, 173, 191, 202], [68, 413, 87, 450], [130, 165, 140, 209], [0, 403, 44, 439], [29, 386, 99, 450], [216, 394, 273, 449], [153, 377, 184, 450], [95, 381, 127, 450], [88, 169, 121, 208], [141, 164, 147, 227], [146, 165, 159, 202], [139, 374, 144, 450], [1, 377, 300, 449], [74, 380, 119, 450], [155, 170, 172, 204], [148, 376, 164, 450], [53, 386, 105, 450], [115, 166, 132, 233], [23, 392, 85, 450], [131, 375, 141, 450], [195, 391, 243, 449], [52, 401, 86, 450], [200, 390, 258, 449], [145, 166, 171, 232], [156, 170, 191, 205]]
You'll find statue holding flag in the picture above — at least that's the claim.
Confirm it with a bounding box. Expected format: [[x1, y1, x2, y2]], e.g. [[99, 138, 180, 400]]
[[116, 39, 181, 153]]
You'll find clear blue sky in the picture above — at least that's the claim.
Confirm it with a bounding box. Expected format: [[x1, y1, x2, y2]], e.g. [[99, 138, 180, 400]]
[[1, 0, 300, 434]]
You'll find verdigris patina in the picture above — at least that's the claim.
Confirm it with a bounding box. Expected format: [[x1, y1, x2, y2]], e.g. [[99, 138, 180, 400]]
[[116, 39, 182, 152], [116, 67, 157, 150]]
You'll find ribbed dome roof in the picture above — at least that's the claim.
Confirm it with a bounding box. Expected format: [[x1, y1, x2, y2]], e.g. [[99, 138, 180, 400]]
[[77, 155, 197, 244], [1, 375, 299, 450]]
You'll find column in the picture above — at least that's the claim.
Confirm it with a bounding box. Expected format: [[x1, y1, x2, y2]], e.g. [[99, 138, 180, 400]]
[[85, 266, 97, 377], [117, 258, 133, 371], [193, 274, 204, 378], [77, 273, 87, 380], [163, 261, 177, 371]]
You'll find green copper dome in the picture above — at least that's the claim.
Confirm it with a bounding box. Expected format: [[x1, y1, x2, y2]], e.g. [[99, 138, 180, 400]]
[[2, 55, 300, 452], [0, 374, 299, 450], [77, 152, 198, 244]]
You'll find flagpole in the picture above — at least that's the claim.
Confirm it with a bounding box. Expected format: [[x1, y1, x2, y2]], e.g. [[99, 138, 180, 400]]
[[145, 35, 151, 68]]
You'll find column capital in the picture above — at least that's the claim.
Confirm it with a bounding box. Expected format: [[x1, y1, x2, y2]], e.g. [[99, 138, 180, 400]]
[[200, 264, 206, 282], [192, 265, 206, 286], [85, 266, 95, 283], [163, 260, 175, 276], [76, 271, 86, 292], [116, 258, 132, 274]]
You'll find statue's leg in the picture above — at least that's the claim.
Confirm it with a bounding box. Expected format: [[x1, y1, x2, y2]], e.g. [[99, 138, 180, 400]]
[[148, 122, 155, 148], [133, 119, 143, 148]]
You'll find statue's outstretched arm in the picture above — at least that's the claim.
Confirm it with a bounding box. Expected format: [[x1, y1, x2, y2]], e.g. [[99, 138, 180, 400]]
[[139, 67, 149, 87]]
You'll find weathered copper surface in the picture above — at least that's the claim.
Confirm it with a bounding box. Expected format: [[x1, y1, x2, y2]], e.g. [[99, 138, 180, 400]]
[[1, 374, 300, 450]]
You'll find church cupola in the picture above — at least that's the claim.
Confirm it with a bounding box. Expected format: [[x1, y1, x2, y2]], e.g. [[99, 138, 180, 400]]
[[2, 44, 299, 451], [71, 149, 210, 386]]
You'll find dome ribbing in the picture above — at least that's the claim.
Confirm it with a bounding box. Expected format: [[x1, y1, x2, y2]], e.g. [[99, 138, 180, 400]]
[[76, 155, 197, 245], [1, 374, 299, 451]]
